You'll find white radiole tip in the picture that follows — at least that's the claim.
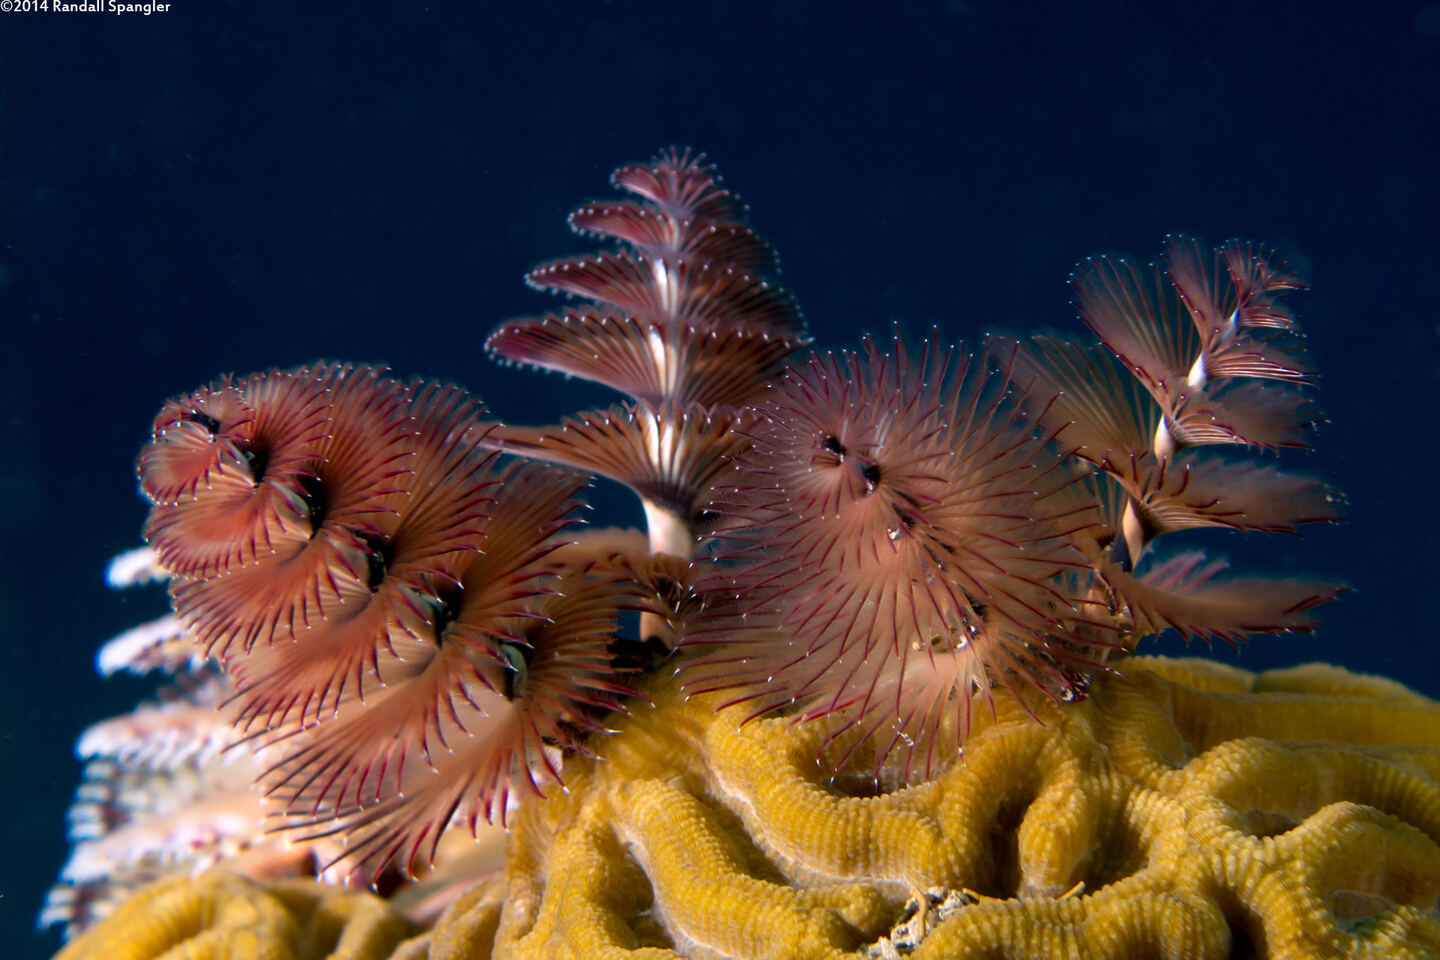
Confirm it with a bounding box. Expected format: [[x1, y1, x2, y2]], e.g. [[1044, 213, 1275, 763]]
[[105, 546, 166, 589], [95, 614, 186, 677]]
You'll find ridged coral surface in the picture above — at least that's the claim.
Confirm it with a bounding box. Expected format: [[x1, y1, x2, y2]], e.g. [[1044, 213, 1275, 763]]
[[52, 871, 416, 960], [56, 657, 1440, 960]]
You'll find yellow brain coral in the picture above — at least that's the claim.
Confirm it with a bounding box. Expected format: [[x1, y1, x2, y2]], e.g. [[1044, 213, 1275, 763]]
[[56, 657, 1440, 960], [52, 870, 416, 960]]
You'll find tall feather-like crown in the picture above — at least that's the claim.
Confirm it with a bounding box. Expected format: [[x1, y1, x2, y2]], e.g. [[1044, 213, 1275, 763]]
[[486, 148, 809, 556]]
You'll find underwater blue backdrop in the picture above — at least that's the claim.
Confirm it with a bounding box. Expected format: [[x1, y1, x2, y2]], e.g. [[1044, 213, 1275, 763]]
[[3, 3, 1437, 956]]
